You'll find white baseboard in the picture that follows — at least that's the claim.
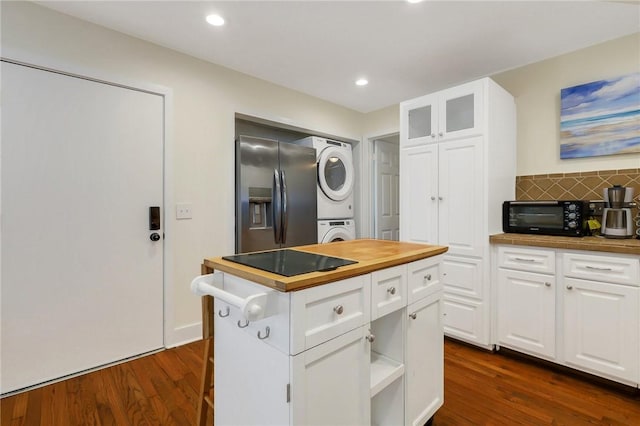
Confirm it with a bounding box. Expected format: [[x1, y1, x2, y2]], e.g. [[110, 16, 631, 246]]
[[166, 322, 202, 348]]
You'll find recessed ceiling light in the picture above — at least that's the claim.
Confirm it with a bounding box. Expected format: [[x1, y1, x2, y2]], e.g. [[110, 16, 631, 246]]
[[407, 0, 423, 3], [206, 14, 225, 26], [355, 78, 369, 86]]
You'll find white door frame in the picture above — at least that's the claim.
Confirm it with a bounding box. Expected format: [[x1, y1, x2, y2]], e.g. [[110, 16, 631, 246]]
[[0, 55, 175, 347], [359, 130, 400, 239]]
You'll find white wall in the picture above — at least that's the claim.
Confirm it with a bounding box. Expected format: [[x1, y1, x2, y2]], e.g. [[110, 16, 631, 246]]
[[1, 2, 363, 345], [493, 33, 640, 176], [361, 33, 640, 179]]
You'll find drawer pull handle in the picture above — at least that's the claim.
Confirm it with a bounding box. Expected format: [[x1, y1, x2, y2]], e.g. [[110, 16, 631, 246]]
[[514, 257, 536, 262], [409, 312, 417, 320], [585, 265, 613, 271], [237, 319, 249, 328], [387, 286, 397, 295], [544, 282, 551, 287], [365, 333, 375, 343], [424, 274, 432, 282], [257, 326, 270, 340], [566, 285, 573, 290], [218, 307, 230, 318], [333, 305, 344, 315]]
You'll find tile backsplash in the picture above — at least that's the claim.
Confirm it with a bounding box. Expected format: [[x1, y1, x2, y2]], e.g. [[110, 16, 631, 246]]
[[516, 168, 640, 202]]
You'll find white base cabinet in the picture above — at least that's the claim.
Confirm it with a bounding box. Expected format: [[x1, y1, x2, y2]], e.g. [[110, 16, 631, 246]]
[[213, 255, 445, 425], [563, 277, 638, 383], [497, 268, 556, 359], [292, 326, 371, 426], [493, 245, 640, 387], [406, 292, 443, 426], [400, 77, 516, 348]]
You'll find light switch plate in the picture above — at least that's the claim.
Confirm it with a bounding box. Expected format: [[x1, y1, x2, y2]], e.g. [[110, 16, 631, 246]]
[[176, 203, 192, 220]]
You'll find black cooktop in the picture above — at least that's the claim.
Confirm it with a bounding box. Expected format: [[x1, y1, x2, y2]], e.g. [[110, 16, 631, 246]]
[[222, 249, 357, 277]]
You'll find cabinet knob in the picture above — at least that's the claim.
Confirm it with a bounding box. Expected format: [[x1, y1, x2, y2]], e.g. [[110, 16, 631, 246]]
[[431, 196, 436, 201], [387, 286, 396, 295], [365, 333, 376, 343], [439, 132, 444, 137], [430, 133, 436, 138], [566, 285, 573, 290], [409, 312, 417, 320], [438, 196, 443, 201], [424, 274, 432, 282], [333, 305, 344, 315], [544, 282, 551, 287]]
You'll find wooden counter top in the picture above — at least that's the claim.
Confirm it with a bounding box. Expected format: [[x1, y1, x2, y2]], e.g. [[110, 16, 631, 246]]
[[203, 239, 448, 292], [490, 233, 640, 256]]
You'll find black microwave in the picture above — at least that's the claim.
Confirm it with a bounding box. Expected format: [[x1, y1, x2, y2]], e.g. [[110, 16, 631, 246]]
[[502, 200, 586, 237]]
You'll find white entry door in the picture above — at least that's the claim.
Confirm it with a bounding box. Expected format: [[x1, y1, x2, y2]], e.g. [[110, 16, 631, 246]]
[[1, 61, 164, 393], [374, 139, 400, 240]]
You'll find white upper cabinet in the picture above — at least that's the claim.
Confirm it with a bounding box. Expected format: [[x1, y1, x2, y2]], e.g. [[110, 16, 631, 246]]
[[401, 80, 483, 148]]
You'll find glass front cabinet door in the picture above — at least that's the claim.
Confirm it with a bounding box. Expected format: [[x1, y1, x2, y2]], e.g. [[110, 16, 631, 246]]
[[400, 80, 483, 148]]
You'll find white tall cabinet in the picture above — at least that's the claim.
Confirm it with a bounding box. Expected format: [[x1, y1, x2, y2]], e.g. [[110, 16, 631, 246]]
[[400, 78, 516, 348]]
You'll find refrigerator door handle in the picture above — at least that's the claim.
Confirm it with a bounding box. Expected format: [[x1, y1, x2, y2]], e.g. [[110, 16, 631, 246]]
[[281, 170, 288, 244], [273, 169, 282, 244]]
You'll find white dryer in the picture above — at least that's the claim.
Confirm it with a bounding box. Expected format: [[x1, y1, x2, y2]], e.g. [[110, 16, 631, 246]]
[[296, 136, 355, 219], [317, 219, 356, 243]]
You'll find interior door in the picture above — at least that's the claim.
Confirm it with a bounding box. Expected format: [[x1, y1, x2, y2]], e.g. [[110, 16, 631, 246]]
[[374, 139, 400, 240], [1, 61, 164, 393]]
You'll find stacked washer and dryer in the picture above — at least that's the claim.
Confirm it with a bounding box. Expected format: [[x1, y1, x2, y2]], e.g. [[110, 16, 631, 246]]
[[295, 136, 356, 243]]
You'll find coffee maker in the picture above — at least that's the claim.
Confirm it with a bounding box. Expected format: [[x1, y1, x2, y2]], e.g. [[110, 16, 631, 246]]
[[601, 185, 634, 239]]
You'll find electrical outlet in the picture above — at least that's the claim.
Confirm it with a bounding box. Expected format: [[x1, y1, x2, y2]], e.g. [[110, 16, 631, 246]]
[[176, 203, 193, 220]]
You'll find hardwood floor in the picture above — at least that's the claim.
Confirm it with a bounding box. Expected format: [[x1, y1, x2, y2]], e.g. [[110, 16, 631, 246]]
[[2, 339, 639, 425], [437, 340, 640, 425]]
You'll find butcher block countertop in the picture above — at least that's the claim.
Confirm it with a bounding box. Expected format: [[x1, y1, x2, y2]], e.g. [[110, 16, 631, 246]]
[[203, 239, 448, 292], [490, 233, 640, 255]]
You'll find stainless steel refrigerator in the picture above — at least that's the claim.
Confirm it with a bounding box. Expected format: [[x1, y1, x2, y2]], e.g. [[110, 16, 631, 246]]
[[236, 135, 318, 253]]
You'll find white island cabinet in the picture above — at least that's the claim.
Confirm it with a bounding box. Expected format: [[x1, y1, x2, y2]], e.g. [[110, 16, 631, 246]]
[[194, 239, 447, 426]]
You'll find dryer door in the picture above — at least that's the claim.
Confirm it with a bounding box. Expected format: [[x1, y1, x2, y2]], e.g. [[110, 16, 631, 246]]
[[317, 146, 354, 201], [320, 227, 353, 243]]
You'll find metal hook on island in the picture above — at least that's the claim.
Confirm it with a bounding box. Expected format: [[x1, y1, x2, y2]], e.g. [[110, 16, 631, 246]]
[[257, 326, 270, 340], [218, 306, 230, 318], [237, 319, 250, 328]]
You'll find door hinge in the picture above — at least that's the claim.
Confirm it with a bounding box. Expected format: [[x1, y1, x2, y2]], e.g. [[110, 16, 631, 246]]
[[286, 383, 290, 403]]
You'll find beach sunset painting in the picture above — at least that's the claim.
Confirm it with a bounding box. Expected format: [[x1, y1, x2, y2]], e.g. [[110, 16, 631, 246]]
[[560, 73, 640, 159]]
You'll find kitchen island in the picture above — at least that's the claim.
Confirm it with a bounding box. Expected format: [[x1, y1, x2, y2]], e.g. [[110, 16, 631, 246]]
[[193, 239, 448, 426]]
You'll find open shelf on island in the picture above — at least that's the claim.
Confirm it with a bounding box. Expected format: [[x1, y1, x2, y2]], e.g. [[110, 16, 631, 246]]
[[370, 351, 404, 397]]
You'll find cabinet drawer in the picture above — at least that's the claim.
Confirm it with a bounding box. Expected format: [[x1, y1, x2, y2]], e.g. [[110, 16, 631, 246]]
[[371, 264, 407, 320], [563, 252, 640, 286], [407, 256, 442, 304], [442, 256, 483, 299], [497, 246, 555, 274], [290, 275, 370, 354]]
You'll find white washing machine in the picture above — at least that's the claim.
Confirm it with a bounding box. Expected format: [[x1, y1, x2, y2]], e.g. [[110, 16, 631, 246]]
[[296, 136, 355, 219], [317, 219, 356, 243]]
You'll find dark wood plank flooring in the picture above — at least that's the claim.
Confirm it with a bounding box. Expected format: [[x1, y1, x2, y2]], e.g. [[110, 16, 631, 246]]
[[2, 339, 639, 425]]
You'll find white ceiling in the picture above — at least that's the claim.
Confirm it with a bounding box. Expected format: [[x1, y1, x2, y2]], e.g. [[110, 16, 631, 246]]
[[36, 1, 640, 113]]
